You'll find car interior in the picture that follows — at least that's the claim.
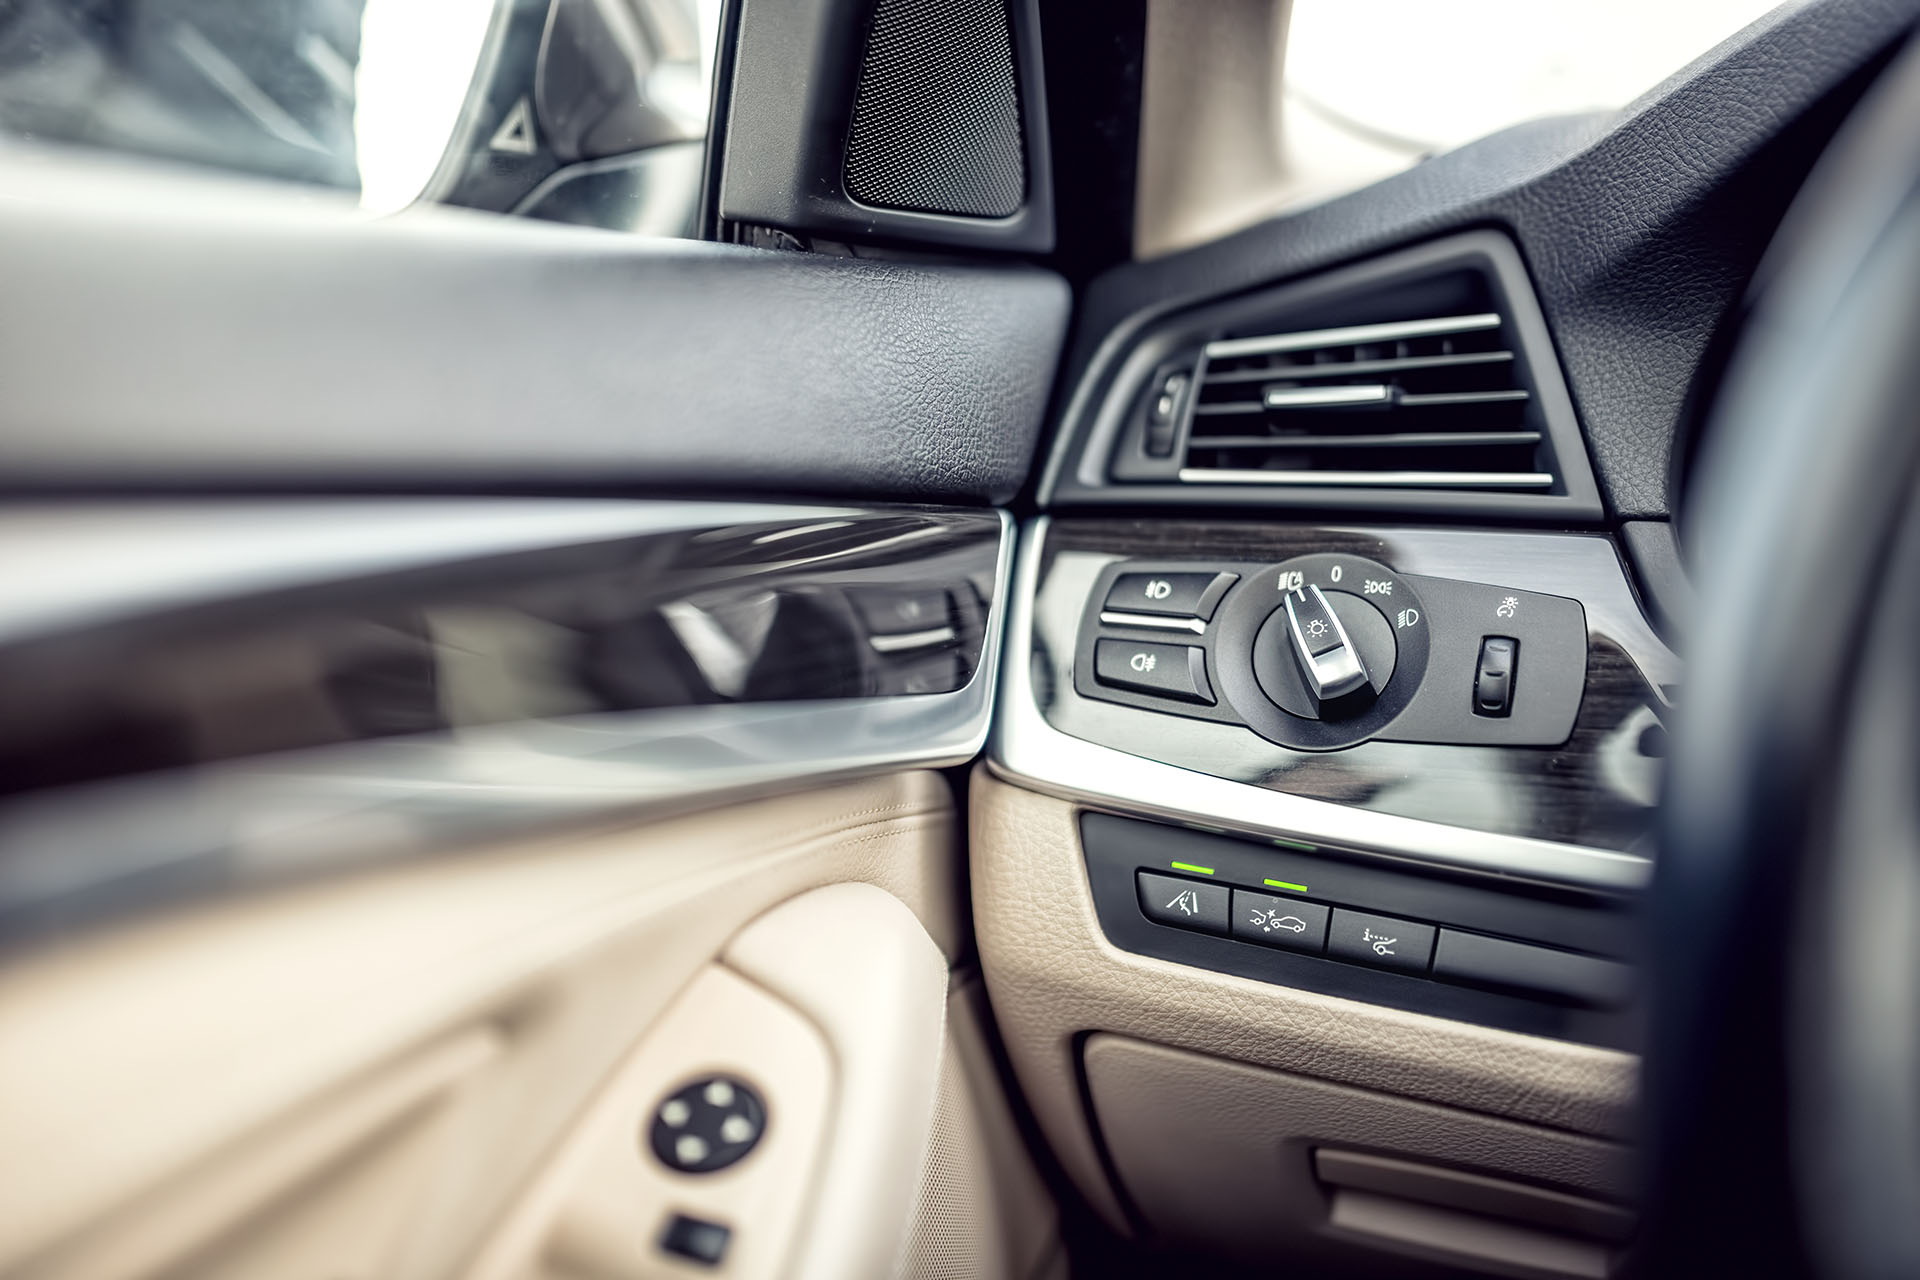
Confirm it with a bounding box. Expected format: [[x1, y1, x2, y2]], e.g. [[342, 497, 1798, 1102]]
[[4, 0, 1920, 1277]]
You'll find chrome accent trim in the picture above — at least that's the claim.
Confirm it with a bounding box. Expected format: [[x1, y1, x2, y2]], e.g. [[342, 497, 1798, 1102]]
[[1262, 384, 1392, 409], [0, 505, 1015, 940], [1204, 313, 1502, 360], [1176, 469, 1555, 488], [988, 517, 1653, 894], [867, 625, 958, 654], [0, 498, 858, 645], [1098, 610, 1206, 635], [1398, 389, 1530, 406]]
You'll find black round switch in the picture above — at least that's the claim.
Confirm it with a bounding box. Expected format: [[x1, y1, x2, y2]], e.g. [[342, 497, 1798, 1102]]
[[648, 1075, 767, 1174], [1209, 552, 1431, 751]]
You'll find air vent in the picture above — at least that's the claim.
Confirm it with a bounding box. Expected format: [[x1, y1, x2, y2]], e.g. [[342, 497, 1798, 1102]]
[[1069, 232, 1602, 518], [1180, 313, 1550, 489]]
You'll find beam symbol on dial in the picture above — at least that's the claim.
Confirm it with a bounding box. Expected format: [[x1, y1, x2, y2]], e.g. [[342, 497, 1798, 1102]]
[[1285, 584, 1369, 700]]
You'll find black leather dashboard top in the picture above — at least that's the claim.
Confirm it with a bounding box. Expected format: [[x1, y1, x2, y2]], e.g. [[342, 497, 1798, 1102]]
[[1054, 0, 1920, 519], [0, 151, 1070, 506]]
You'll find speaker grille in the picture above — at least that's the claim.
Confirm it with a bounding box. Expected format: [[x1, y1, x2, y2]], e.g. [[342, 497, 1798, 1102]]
[[843, 0, 1026, 219]]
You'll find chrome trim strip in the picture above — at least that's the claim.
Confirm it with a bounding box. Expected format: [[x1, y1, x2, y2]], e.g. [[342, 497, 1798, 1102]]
[[1176, 469, 1555, 488], [1262, 384, 1392, 408], [1097, 610, 1206, 635], [0, 505, 1015, 940], [988, 517, 1654, 894], [867, 626, 958, 653], [1204, 313, 1502, 360]]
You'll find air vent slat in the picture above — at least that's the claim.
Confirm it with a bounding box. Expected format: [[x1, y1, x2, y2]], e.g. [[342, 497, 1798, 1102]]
[[1176, 469, 1556, 489], [1201, 351, 1515, 385], [1193, 431, 1542, 451], [1397, 389, 1530, 406], [1203, 313, 1502, 360], [1175, 304, 1556, 493]]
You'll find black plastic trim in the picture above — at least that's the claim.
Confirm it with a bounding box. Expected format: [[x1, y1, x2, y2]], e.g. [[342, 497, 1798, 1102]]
[[0, 151, 1069, 503]]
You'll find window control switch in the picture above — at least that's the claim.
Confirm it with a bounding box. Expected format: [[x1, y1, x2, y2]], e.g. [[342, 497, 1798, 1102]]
[[659, 1213, 731, 1266]]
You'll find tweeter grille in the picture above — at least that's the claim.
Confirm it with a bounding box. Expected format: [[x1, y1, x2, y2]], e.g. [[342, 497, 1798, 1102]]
[[843, 0, 1026, 219]]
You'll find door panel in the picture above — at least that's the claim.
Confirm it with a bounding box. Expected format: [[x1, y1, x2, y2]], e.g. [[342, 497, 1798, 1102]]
[[0, 502, 1008, 942], [0, 771, 1056, 1279]]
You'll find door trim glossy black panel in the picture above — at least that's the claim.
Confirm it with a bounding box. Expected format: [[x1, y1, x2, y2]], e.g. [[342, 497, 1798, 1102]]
[[0, 501, 1011, 944]]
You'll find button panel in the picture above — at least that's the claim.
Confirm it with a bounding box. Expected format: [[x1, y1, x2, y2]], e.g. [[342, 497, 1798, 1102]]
[[1074, 555, 1587, 747], [1131, 861, 1621, 1007], [1085, 813, 1638, 1047]]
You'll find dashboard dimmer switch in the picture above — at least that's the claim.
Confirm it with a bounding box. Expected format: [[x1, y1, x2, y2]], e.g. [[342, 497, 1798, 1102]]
[[1475, 636, 1517, 717]]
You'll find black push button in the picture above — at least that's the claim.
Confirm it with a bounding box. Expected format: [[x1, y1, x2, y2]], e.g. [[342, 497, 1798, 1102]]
[[1137, 871, 1230, 934], [1104, 571, 1236, 619], [1327, 909, 1436, 974], [1231, 890, 1330, 952], [1474, 636, 1517, 717], [659, 1213, 731, 1266], [649, 1075, 767, 1174], [1094, 639, 1214, 704], [1433, 931, 1633, 1007], [850, 586, 952, 636]]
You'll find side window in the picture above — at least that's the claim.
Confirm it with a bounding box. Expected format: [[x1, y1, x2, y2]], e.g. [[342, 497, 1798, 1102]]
[[0, 0, 722, 235]]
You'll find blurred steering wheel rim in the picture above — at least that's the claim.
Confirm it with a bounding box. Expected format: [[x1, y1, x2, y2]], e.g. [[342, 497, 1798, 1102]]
[[1648, 27, 1920, 1280]]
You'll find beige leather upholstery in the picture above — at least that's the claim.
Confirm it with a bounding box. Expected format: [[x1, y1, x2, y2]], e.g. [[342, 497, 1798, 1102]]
[[0, 771, 1058, 1280], [1086, 1035, 1628, 1273], [969, 768, 1638, 1232]]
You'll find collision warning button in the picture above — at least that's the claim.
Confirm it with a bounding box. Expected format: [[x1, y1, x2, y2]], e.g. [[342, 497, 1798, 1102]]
[[1094, 639, 1214, 704], [1231, 890, 1330, 953]]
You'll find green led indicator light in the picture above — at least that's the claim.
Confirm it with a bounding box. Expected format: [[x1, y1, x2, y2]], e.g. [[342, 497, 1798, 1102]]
[[1264, 878, 1309, 893], [1170, 861, 1216, 876], [1270, 836, 1316, 852]]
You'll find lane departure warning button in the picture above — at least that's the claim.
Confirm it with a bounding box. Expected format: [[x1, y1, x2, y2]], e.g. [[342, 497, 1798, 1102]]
[[1137, 871, 1229, 934]]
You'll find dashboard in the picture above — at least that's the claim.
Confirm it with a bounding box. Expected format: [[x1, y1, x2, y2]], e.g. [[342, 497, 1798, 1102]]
[[5, 3, 1919, 1277]]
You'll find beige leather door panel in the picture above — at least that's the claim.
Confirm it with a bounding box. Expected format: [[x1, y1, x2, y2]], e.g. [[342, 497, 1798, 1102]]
[[0, 771, 1059, 1280]]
